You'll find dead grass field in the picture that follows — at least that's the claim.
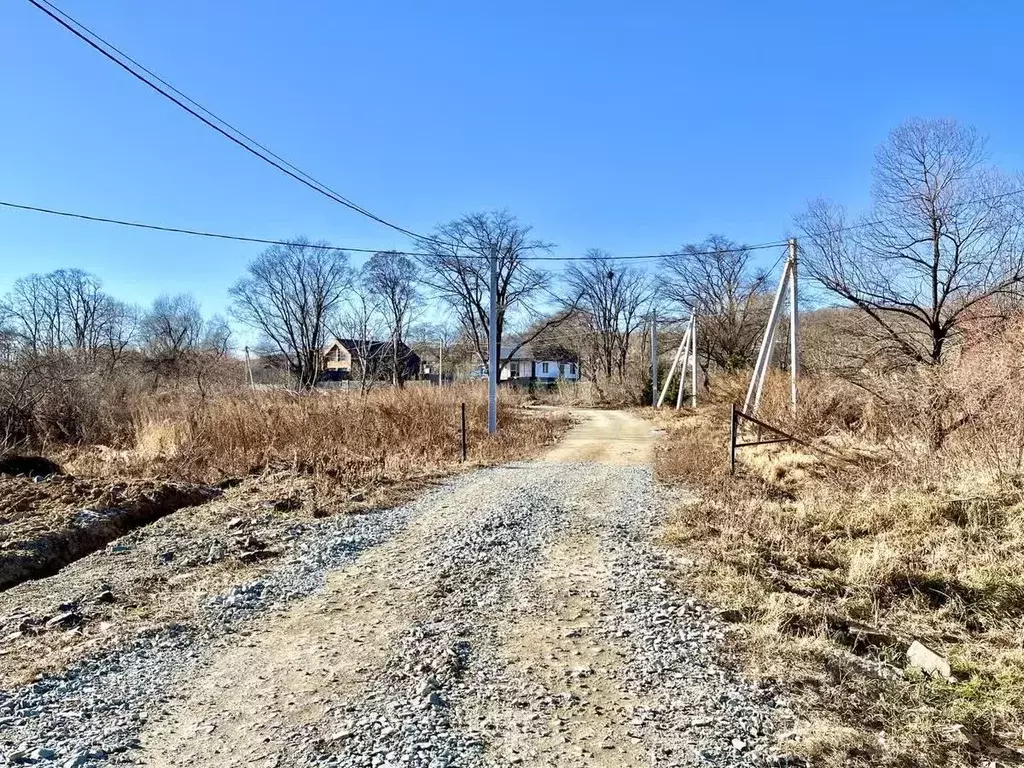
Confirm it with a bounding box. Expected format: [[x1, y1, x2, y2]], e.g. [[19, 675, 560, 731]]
[[654, 372, 1024, 767], [0, 385, 570, 684]]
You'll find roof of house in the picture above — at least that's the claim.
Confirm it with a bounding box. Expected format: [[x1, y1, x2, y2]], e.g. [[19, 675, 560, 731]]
[[503, 340, 578, 364], [325, 337, 420, 362]]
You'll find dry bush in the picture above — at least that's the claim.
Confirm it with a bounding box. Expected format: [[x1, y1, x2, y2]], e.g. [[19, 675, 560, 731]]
[[68, 384, 567, 491], [655, 321, 1024, 767]]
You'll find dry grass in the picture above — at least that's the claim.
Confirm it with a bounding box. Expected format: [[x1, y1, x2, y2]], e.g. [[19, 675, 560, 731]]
[[63, 384, 569, 491], [655, 363, 1024, 766]]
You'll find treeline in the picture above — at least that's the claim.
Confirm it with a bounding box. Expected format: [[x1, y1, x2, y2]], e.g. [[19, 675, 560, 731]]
[[4, 117, 1024, 451]]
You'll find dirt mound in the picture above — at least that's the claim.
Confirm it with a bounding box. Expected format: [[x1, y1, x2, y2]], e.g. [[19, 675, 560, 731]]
[[0, 476, 219, 591], [0, 455, 63, 477]]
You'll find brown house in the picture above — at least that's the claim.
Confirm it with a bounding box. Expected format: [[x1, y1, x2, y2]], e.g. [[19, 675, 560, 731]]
[[322, 337, 421, 381]]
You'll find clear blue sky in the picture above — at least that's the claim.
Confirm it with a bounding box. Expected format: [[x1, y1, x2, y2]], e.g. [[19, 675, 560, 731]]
[[2, 0, 1023, 319]]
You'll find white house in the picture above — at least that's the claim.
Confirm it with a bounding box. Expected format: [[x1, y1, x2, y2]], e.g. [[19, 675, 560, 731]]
[[476, 343, 580, 383]]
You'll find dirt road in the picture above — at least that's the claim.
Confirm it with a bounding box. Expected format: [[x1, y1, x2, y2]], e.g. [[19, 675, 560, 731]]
[[1, 410, 788, 767]]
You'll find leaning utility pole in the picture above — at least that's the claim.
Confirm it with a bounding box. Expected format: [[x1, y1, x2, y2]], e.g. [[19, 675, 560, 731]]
[[649, 313, 658, 407], [488, 246, 498, 433], [743, 239, 799, 416]]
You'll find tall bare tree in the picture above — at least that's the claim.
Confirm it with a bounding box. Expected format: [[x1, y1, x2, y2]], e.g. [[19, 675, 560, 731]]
[[363, 251, 421, 386], [230, 239, 351, 389], [3, 269, 125, 359], [141, 293, 205, 385], [798, 119, 1024, 368], [797, 119, 1024, 446], [660, 236, 772, 373], [564, 250, 653, 380], [416, 211, 574, 370], [334, 284, 387, 393]]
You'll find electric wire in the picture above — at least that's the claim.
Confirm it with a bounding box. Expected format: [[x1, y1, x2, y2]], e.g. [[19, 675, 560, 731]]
[[25, 0, 440, 244], [0, 199, 788, 262]]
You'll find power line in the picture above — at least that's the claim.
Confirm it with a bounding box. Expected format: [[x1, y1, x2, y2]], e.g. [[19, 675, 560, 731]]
[[0, 198, 788, 262], [0, 200, 411, 255], [25, 0, 438, 244]]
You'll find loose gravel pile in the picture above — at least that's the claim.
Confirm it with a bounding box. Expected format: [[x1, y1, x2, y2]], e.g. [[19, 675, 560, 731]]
[[1, 460, 794, 767]]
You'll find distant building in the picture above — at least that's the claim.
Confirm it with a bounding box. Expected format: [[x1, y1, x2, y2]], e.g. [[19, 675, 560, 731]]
[[474, 342, 579, 384], [322, 337, 421, 381]]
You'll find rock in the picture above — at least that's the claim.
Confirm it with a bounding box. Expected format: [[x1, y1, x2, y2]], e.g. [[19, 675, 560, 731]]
[[261, 498, 300, 512], [238, 549, 280, 564], [206, 542, 226, 564], [939, 723, 980, 749], [63, 754, 88, 768], [227, 517, 245, 529], [159, 550, 175, 563], [93, 589, 115, 604], [424, 691, 445, 708], [416, 677, 440, 697], [732, 737, 747, 751], [45, 611, 81, 631], [906, 640, 952, 680]]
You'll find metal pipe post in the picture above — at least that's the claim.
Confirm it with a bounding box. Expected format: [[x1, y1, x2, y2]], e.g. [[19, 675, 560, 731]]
[[461, 402, 468, 461]]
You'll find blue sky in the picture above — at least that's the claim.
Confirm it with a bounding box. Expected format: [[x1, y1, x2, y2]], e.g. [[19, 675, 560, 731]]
[[2, 0, 1023, 320]]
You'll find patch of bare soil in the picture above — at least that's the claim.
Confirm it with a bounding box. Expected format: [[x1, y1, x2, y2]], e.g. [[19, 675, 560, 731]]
[[0, 475, 217, 592], [0, 469, 439, 688]]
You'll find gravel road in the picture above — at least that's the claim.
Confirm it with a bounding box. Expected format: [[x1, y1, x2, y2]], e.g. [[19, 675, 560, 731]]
[[0, 409, 793, 767]]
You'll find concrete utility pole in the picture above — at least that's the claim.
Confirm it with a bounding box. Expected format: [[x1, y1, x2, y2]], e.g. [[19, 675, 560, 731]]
[[488, 247, 498, 434], [690, 310, 697, 408], [244, 345, 255, 390], [649, 314, 658, 407], [438, 335, 444, 387], [743, 241, 800, 417], [788, 238, 799, 412]]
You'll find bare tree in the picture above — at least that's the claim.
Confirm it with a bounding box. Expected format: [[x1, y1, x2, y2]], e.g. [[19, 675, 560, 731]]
[[51, 269, 106, 356], [799, 120, 1024, 370], [194, 315, 232, 400], [416, 211, 575, 371], [660, 236, 772, 374], [141, 293, 205, 385], [335, 285, 387, 393], [96, 299, 140, 371], [363, 251, 421, 386], [564, 250, 653, 381], [797, 119, 1024, 446], [230, 239, 351, 389]]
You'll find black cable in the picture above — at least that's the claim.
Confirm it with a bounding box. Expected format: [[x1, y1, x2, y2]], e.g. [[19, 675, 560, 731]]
[[0, 198, 789, 262], [25, 0, 439, 244], [32, 0, 382, 229], [0, 200, 414, 255]]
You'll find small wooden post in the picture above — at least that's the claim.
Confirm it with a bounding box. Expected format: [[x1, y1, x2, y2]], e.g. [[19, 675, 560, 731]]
[[729, 403, 738, 475], [460, 402, 468, 462]]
